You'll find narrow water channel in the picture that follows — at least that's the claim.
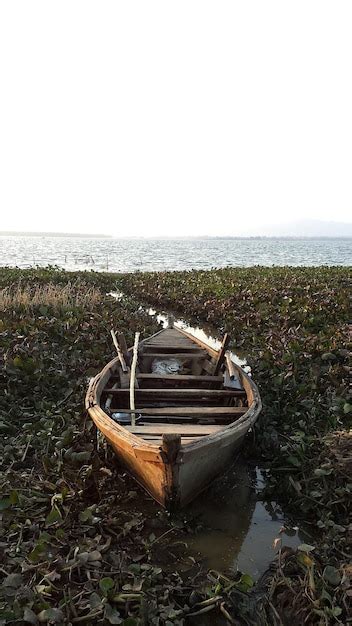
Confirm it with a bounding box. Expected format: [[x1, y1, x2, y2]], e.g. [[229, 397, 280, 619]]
[[111, 292, 304, 579]]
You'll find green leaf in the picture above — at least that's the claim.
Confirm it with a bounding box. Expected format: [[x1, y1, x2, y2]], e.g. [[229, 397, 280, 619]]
[[0, 497, 12, 511], [99, 577, 115, 595], [297, 544, 315, 553], [3, 573, 23, 588], [239, 573, 254, 590], [321, 352, 337, 362], [323, 565, 341, 586], [45, 506, 62, 527], [343, 403, 352, 414], [104, 604, 122, 624], [89, 592, 102, 609], [28, 542, 46, 563], [37, 608, 64, 623], [287, 455, 301, 467], [0, 490, 19, 511], [314, 468, 332, 477], [23, 607, 38, 624], [79, 507, 94, 523]]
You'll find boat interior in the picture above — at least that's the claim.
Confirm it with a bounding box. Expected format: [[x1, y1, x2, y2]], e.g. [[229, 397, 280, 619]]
[[100, 328, 249, 446]]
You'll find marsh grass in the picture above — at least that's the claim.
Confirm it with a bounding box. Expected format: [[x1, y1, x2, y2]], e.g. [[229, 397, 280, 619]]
[[0, 281, 103, 311]]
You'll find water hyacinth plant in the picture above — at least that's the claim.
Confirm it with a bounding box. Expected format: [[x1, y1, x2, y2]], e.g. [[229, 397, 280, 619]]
[[0, 265, 351, 624]]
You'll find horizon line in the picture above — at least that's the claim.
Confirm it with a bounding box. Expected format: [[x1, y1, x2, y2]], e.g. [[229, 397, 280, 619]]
[[1, 231, 352, 240]]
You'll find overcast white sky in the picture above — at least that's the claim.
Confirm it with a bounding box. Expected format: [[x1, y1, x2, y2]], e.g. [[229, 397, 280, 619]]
[[0, 1, 351, 236]]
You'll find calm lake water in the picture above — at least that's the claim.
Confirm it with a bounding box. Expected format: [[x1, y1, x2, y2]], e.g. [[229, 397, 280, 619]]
[[1, 236, 351, 271]]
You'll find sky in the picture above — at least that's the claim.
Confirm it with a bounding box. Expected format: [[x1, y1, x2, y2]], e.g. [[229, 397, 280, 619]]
[[0, 1, 351, 237]]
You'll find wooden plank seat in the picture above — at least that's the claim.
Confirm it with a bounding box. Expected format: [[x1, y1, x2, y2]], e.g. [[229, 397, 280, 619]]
[[109, 374, 224, 387], [104, 388, 246, 398], [108, 410, 243, 424], [141, 345, 202, 352], [125, 423, 224, 436], [133, 435, 203, 445], [111, 406, 247, 417], [140, 352, 207, 360], [137, 374, 224, 382]]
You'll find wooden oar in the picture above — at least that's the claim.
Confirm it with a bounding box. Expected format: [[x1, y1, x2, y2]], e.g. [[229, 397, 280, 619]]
[[130, 332, 140, 426]]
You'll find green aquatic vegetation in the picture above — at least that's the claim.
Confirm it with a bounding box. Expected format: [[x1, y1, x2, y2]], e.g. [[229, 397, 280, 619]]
[[116, 265, 352, 622], [0, 266, 351, 624]]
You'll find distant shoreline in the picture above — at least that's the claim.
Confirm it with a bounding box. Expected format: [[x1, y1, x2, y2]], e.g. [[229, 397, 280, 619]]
[[0, 233, 351, 240], [0, 231, 111, 238]]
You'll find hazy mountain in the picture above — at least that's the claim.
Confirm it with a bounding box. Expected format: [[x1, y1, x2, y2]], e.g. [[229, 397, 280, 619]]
[[242, 219, 352, 237]]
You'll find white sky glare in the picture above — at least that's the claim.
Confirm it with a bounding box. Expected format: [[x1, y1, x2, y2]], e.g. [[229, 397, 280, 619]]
[[0, 1, 351, 237]]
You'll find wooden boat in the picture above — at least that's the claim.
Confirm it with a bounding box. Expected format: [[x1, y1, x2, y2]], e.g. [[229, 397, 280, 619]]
[[85, 326, 261, 509]]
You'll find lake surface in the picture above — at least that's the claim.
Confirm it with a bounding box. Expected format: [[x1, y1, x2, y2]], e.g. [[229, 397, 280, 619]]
[[1, 236, 351, 271]]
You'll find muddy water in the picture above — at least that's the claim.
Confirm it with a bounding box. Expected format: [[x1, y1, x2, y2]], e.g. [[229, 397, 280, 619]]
[[111, 293, 304, 579]]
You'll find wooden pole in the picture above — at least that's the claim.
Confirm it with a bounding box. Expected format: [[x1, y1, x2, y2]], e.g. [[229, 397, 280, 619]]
[[225, 353, 236, 380], [117, 332, 129, 364], [213, 333, 230, 375], [110, 329, 128, 373], [130, 332, 140, 426]]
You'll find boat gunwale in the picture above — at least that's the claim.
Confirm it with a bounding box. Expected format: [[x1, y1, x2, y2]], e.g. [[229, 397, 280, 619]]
[[85, 327, 262, 456]]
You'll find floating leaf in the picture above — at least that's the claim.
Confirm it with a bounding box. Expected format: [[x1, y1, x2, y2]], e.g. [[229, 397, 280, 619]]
[[23, 607, 38, 624], [99, 577, 115, 595], [323, 565, 341, 586], [104, 603, 122, 624], [89, 592, 102, 609], [297, 544, 315, 553]]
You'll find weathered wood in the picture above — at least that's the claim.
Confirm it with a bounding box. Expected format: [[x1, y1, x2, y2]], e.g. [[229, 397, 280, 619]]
[[110, 329, 128, 373], [138, 373, 224, 383], [113, 406, 247, 416], [213, 334, 231, 375], [130, 332, 140, 427], [141, 351, 206, 359], [104, 388, 245, 397], [225, 354, 237, 380], [137, 435, 200, 444], [85, 325, 262, 509], [118, 332, 130, 365], [127, 424, 223, 435], [142, 345, 202, 353], [202, 359, 217, 374]]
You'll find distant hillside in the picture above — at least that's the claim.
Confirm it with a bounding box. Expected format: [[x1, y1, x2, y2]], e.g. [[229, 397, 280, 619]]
[[243, 220, 352, 238], [0, 231, 111, 238]]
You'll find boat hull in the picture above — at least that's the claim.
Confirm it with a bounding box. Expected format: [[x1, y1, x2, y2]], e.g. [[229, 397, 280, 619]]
[[86, 327, 261, 508]]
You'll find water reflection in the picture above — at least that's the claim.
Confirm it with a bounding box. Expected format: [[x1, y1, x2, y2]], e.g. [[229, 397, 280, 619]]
[[184, 461, 302, 580]]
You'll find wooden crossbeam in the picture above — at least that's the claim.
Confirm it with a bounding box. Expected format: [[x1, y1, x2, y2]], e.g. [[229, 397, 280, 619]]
[[140, 352, 206, 359], [104, 388, 245, 397], [110, 406, 247, 416], [125, 423, 223, 436]]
